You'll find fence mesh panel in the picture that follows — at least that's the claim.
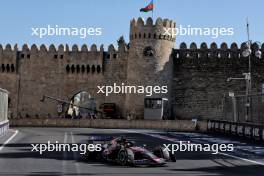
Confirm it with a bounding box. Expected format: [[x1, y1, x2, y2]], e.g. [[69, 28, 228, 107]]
[[0, 89, 8, 122], [223, 93, 264, 124]]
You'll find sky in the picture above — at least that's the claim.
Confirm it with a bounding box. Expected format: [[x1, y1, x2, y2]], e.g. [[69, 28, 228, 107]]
[[0, 0, 263, 49]]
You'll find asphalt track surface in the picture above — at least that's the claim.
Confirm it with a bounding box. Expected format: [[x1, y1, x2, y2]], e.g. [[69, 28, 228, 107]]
[[0, 128, 264, 176]]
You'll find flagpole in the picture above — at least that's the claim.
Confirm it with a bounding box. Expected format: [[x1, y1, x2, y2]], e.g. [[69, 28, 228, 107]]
[[152, 0, 154, 19]]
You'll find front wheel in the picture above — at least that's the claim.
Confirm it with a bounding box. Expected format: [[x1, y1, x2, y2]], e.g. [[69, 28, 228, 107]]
[[169, 152, 176, 162]]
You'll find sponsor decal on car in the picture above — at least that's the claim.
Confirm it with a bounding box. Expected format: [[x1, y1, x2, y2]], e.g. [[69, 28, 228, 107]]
[[134, 159, 150, 165]]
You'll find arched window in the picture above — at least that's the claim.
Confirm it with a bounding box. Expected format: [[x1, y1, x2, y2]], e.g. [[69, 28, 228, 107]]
[[148, 33, 151, 38], [91, 65, 95, 73], [139, 33, 141, 38], [6, 64, 10, 72], [76, 65, 80, 73], [81, 65, 85, 74], [11, 64, 15, 72], [1, 64, 5, 72], [143, 46, 155, 57], [71, 65, 75, 73], [66, 65, 70, 73], [86, 65, 90, 74], [143, 33, 146, 38], [97, 65, 101, 73], [154, 34, 156, 39], [8, 97, 11, 108]]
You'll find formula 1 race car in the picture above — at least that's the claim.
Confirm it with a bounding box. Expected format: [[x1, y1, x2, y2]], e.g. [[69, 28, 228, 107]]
[[85, 136, 176, 166]]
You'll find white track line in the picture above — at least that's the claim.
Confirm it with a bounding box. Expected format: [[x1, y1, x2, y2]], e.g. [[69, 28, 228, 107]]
[[71, 132, 81, 174], [219, 152, 264, 166], [62, 132, 68, 173], [0, 130, 19, 151], [121, 129, 264, 166]]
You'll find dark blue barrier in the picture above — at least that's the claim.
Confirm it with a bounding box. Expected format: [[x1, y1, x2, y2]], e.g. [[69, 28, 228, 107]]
[[207, 120, 264, 142], [252, 127, 262, 141], [231, 123, 237, 135], [237, 125, 244, 137], [224, 122, 231, 133]]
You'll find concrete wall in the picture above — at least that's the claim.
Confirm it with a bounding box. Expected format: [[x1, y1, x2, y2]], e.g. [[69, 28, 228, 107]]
[[9, 119, 208, 132]]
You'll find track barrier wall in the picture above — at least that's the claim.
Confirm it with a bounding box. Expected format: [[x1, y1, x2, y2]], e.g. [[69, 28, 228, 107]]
[[208, 120, 264, 142], [9, 118, 208, 132]]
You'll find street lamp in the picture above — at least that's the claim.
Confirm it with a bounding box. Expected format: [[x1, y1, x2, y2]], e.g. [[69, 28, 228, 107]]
[[227, 19, 262, 122]]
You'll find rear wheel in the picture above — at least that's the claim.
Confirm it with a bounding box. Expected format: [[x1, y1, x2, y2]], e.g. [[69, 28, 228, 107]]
[[117, 149, 128, 165]]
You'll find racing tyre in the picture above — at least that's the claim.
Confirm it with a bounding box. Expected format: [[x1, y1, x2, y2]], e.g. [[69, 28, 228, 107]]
[[117, 149, 128, 166], [169, 152, 176, 162], [85, 151, 90, 160], [153, 146, 176, 162], [153, 146, 170, 160]]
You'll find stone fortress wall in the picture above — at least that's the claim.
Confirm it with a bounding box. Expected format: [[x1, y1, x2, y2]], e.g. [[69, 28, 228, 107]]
[[1, 17, 264, 120], [173, 42, 264, 121], [126, 17, 176, 118], [0, 42, 128, 118]]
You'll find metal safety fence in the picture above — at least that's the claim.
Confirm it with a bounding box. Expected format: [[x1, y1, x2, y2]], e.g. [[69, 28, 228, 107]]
[[0, 88, 8, 123], [0, 88, 9, 136], [223, 93, 264, 124]]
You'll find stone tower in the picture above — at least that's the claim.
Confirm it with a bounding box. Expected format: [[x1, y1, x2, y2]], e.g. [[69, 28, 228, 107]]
[[125, 17, 176, 119]]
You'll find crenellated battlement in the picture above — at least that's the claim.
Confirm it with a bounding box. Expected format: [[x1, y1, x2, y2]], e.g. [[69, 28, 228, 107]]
[[130, 17, 175, 28], [0, 43, 128, 54], [1, 41, 264, 61], [173, 42, 264, 60], [0, 44, 18, 53], [0, 44, 17, 74], [130, 17, 176, 42], [0, 42, 129, 77]]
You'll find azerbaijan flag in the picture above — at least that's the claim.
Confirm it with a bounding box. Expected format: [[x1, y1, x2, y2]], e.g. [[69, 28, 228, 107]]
[[140, 0, 154, 12]]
